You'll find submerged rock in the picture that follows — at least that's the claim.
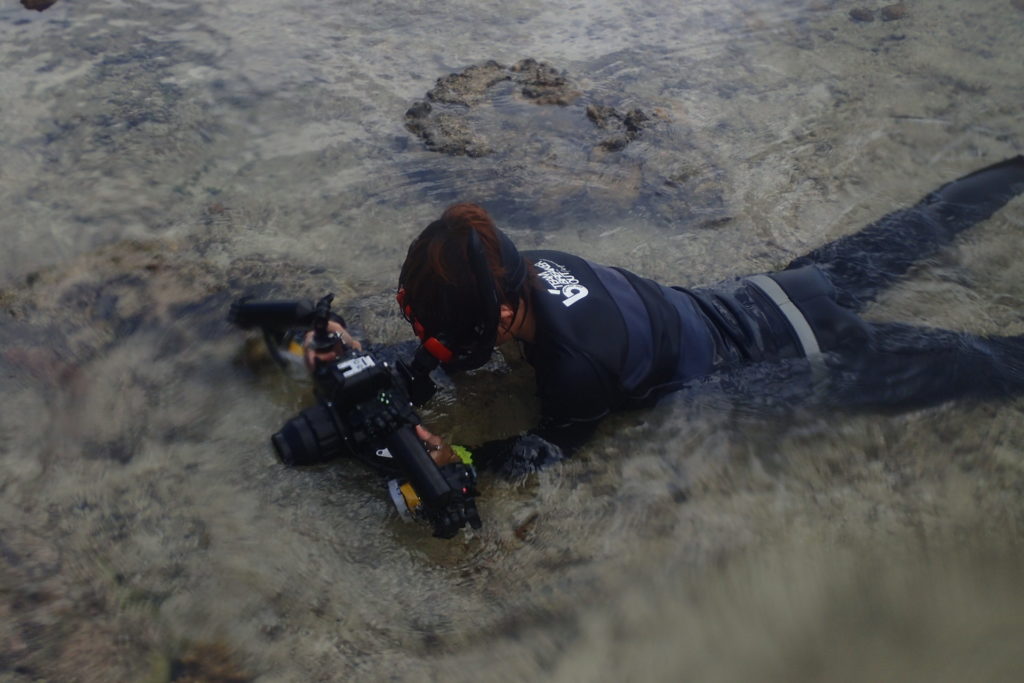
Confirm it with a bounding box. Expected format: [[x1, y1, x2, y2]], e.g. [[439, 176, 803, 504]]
[[880, 4, 907, 21], [406, 59, 587, 157], [169, 641, 251, 683], [425, 60, 512, 107], [510, 58, 581, 106], [587, 105, 652, 151], [401, 58, 726, 229], [849, 8, 875, 22], [405, 104, 491, 157]]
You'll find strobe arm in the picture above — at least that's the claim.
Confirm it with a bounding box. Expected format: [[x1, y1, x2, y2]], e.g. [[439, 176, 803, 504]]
[[228, 298, 317, 331], [227, 294, 348, 334]]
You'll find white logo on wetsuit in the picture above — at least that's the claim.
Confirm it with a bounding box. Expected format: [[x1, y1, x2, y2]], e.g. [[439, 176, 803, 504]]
[[535, 259, 589, 307]]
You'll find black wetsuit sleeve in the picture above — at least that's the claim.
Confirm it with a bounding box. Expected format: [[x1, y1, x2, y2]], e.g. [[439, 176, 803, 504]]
[[470, 416, 601, 479], [470, 353, 612, 477]]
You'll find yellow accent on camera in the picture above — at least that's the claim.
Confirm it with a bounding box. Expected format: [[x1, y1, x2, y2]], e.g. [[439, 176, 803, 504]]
[[399, 482, 421, 512]]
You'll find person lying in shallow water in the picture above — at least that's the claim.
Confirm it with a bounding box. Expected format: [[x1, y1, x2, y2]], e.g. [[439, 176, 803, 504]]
[[308, 156, 1024, 478]]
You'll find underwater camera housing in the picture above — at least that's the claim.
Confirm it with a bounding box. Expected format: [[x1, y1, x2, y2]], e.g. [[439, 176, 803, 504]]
[[229, 293, 481, 539]]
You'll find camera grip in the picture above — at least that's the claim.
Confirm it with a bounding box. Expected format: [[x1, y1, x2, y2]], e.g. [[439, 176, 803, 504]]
[[385, 426, 453, 506]]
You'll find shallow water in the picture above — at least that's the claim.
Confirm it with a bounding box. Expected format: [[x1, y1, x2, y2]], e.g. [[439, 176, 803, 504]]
[[2, 0, 1024, 681]]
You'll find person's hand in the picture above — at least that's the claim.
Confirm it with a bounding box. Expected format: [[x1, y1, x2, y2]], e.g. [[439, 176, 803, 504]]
[[415, 424, 458, 467], [303, 320, 362, 372]]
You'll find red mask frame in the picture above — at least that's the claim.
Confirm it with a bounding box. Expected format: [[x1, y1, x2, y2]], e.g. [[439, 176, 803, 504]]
[[396, 287, 455, 364]]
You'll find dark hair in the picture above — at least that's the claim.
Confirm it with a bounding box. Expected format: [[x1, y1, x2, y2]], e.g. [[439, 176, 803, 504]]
[[398, 203, 531, 346]]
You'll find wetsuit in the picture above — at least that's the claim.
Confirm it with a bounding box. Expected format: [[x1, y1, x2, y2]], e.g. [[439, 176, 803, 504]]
[[472, 156, 1024, 477]]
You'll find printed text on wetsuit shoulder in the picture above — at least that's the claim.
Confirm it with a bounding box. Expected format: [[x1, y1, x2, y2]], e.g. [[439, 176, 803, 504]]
[[535, 259, 589, 308]]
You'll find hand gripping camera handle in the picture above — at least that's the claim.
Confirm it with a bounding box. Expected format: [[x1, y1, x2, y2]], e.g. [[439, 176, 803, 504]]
[[385, 426, 454, 509]]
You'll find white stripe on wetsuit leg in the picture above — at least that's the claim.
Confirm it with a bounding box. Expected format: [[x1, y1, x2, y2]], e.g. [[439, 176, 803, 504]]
[[745, 274, 826, 379]]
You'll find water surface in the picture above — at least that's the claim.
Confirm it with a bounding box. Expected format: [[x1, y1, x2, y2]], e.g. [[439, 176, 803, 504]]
[[2, 0, 1024, 680]]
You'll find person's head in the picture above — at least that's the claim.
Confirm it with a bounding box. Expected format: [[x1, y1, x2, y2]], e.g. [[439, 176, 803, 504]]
[[397, 203, 531, 372]]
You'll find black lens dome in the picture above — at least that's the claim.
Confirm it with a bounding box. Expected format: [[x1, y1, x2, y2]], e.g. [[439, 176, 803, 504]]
[[271, 403, 347, 466]]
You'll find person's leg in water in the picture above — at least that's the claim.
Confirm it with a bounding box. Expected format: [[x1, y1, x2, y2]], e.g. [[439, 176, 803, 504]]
[[684, 158, 1024, 411], [775, 157, 1024, 410], [787, 155, 1024, 311], [824, 323, 1024, 410]]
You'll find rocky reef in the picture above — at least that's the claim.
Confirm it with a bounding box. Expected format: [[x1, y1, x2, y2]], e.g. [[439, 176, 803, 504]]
[[401, 58, 726, 230], [405, 59, 655, 158]]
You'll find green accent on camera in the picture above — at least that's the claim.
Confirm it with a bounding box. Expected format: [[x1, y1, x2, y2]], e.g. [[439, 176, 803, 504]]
[[451, 445, 473, 465]]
